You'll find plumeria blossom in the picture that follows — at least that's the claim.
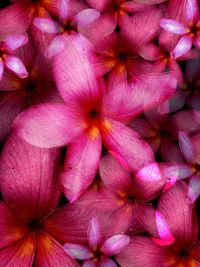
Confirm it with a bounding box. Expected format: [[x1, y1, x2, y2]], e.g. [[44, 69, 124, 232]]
[[64, 217, 130, 267], [116, 182, 200, 267], [13, 34, 177, 202], [33, 0, 100, 57], [0, 33, 28, 80], [160, 0, 200, 59]]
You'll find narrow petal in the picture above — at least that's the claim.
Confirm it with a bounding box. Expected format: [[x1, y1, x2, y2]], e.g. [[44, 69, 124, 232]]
[[101, 235, 130, 256], [185, 0, 199, 21], [188, 174, 200, 203], [47, 35, 66, 58], [62, 133, 102, 202], [0, 134, 61, 221], [3, 33, 28, 52], [33, 17, 58, 34], [63, 243, 92, 260], [152, 211, 175, 246], [102, 119, 155, 173], [35, 232, 79, 266], [75, 9, 100, 27], [171, 36, 193, 59], [179, 131, 195, 163], [13, 103, 84, 148], [87, 217, 102, 250], [160, 19, 186, 34], [4, 55, 28, 78], [58, 0, 70, 22], [0, 59, 4, 80]]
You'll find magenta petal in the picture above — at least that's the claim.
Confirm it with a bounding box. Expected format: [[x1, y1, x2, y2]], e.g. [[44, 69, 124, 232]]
[[13, 103, 84, 148], [139, 44, 163, 61], [0, 134, 61, 221], [171, 36, 193, 59], [101, 235, 130, 256], [100, 258, 118, 267], [82, 260, 97, 267], [33, 17, 58, 34], [179, 131, 195, 163], [75, 8, 100, 27], [185, 0, 199, 21], [4, 55, 28, 78], [188, 174, 200, 203], [0, 59, 4, 80], [58, 0, 70, 22], [87, 217, 102, 250], [3, 33, 28, 52], [85, 0, 111, 11], [62, 133, 101, 202], [102, 119, 155, 172], [63, 243, 92, 260], [160, 19, 186, 34]]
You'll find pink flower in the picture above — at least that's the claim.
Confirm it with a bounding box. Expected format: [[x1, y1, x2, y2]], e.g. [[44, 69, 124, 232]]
[[64, 217, 130, 267], [116, 182, 200, 267], [13, 34, 177, 202], [0, 33, 28, 80], [160, 0, 200, 58]]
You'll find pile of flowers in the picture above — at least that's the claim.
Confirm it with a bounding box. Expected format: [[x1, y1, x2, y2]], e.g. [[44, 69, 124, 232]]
[[0, 0, 200, 266]]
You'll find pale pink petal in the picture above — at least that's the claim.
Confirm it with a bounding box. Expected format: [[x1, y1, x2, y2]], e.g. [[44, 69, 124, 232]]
[[4, 55, 28, 78], [13, 103, 84, 148], [3, 33, 28, 52], [101, 235, 130, 256], [62, 133, 102, 202], [87, 217, 102, 250], [58, 0, 70, 22], [163, 164, 194, 183], [35, 233, 79, 266], [0, 134, 61, 221], [171, 36, 193, 59], [179, 131, 195, 163], [47, 35, 66, 58], [185, 0, 199, 22], [75, 9, 100, 27], [0, 59, 4, 80], [100, 258, 118, 267], [33, 17, 58, 34], [188, 174, 200, 203], [63, 243, 92, 260], [160, 19, 186, 34], [102, 119, 155, 173], [152, 211, 175, 246], [139, 44, 163, 61]]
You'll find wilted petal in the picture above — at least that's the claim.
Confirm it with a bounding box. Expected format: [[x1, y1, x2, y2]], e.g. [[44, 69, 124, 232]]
[[4, 55, 28, 78], [171, 36, 193, 59], [47, 35, 66, 58], [185, 0, 199, 22], [101, 235, 130, 256], [188, 174, 200, 203], [75, 9, 100, 27], [13, 103, 84, 148], [160, 19, 186, 34], [33, 17, 58, 34], [63, 243, 92, 260], [179, 131, 195, 163], [62, 133, 102, 202], [87, 217, 102, 250], [102, 119, 155, 172], [3, 33, 28, 52], [152, 211, 175, 246]]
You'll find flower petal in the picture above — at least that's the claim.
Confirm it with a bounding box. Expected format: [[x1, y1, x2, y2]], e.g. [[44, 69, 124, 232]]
[[58, 0, 70, 22], [87, 217, 102, 250], [75, 8, 100, 27], [185, 0, 199, 22], [171, 36, 193, 59], [85, 0, 112, 12], [139, 44, 163, 61], [82, 260, 96, 267], [101, 235, 130, 256], [0, 134, 61, 221], [61, 133, 102, 202], [179, 131, 195, 163], [160, 19, 186, 34], [63, 243, 92, 260], [13, 103, 84, 148], [4, 55, 28, 78], [188, 174, 200, 203], [33, 17, 58, 34], [47, 35, 66, 58], [100, 258, 118, 267], [0, 59, 4, 80], [3, 33, 28, 52], [102, 119, 156, 173]]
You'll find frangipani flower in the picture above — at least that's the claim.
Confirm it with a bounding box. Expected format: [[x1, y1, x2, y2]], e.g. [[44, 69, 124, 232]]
[[0, 134, 97, 266], [160, 0, 200, 58], [33, 0, 100, 57], [116, 182, 200, 267], [64, 217, 130, 267], [0, 33, 28, 80], [13, 34, 177, 202]]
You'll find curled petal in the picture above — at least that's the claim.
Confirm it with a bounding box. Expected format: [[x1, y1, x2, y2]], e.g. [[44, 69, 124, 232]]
[[33, 17, 58, 34], [63, 243, 92, 260], [171, 36, 193, 59], [75, 9, 100, 27], [4, 55, 28, 78], [87, 217, 102, 250], [3, 33, 28, 52], [160, 19, 186, 35], [101, 235, 130, 256]]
